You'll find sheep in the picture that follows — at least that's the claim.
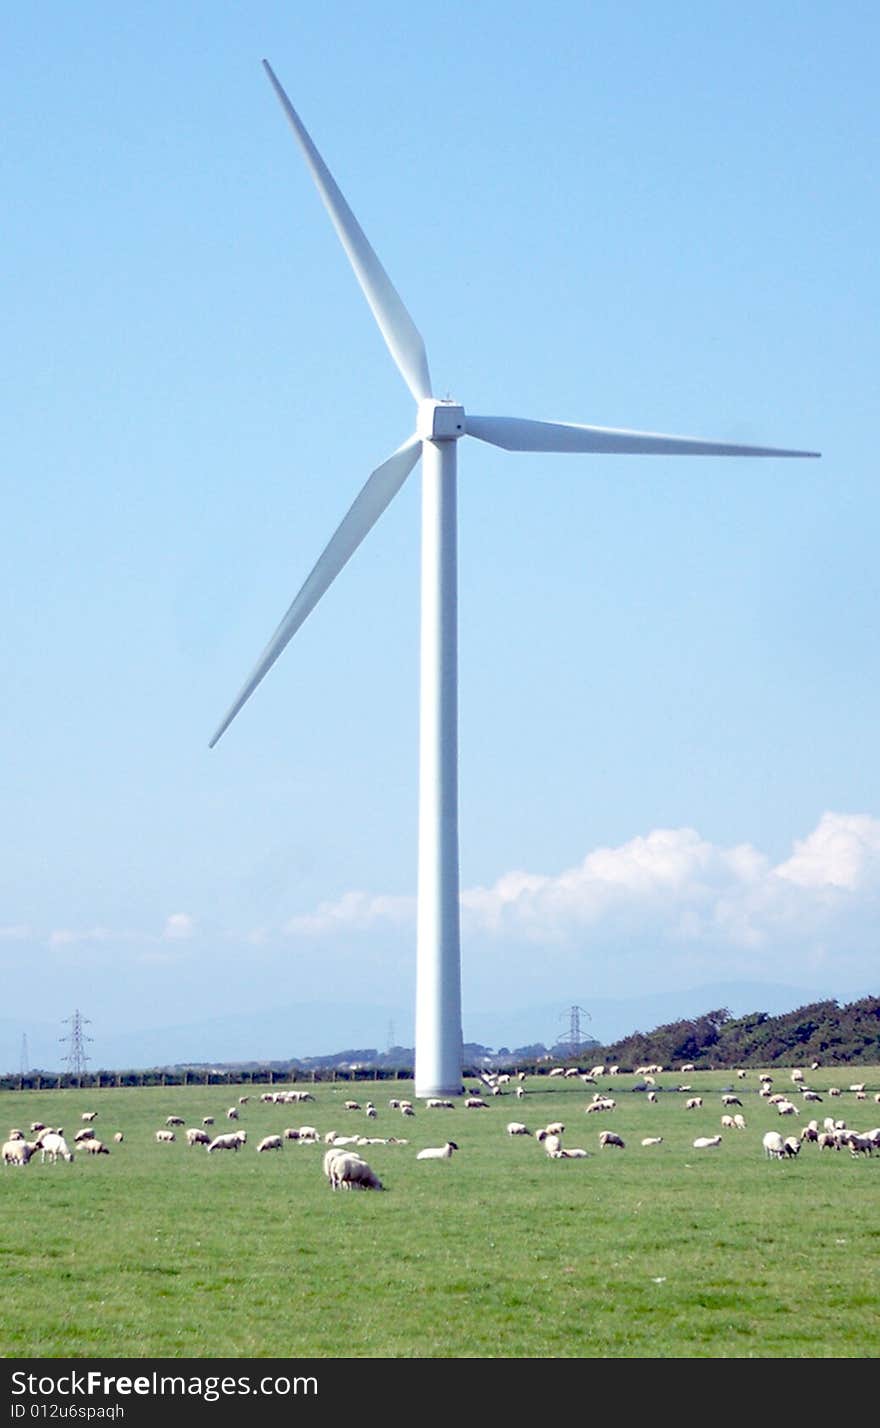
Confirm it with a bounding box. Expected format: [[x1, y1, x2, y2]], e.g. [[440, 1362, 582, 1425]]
[[186, 1128, 211, 1147], [692, 1136, 722, 1150], [802, 1090, 823, 1102], [641, 1136, 663, 1146], [297, 1126, 320, 1143], [828, 1086, 842, 1097], [721, 1115, 736, 1130], [3, 1139, 36, 1166], [680, 1062, 696, 1073], [30, 1122, 47, 1134], [598, 1131, 625, 1149], [166, 1116, 185, 1127], [226, 1107, 239, 1121], [202, 1116, 215, 1126], [800, 1125, 819, 1143], [549, 1067, 566, 1077], [83, 1139, 110, 1155], [283, 1128, 300, 1141], [515, 1085, 526, 1100], [721, 1095, 742, 1107], [425, 1098, 454, 1109], [155, 1130, 176, 1143], [416, 1142, 459, 1160], [647, 1091, 658, 1104], [818, 1132, 839, 1151], [113, 1132, 124, 1143], [736, 1069, 747, 1079], [733, 1113, 747, 1131], [400, 1105, 415, 1118], [544, 1121, 565, 1137], [542, 1134, 563, 1158], [206, 1131, 246, 1153], [585, 1098, 615, 1114], [685, 1098, 703, 1110], [74, 1128, 95, 1143], [38, 1132, 74, 1164], [81, 1111, 98, 1122], [465, 1097, 488, 1109], [7, 1129, 24, 1141], [388, 1098, 401, 1110], [776, 1100, 799, 1116], [238, 1096, 249, 1105], [332, 1152, 384, 1190], [782, 1136, 800, 1158], [366, 1105, 378, 1119], [790, 1069, 805, 1083], [848, 1083, 866, 1094], [257, 1135, 283, 1153], [556, 1147, 589, 1158], [762, 1131, 786, 1159], [343, 1101, 361, 1111], [506, 1122, 532, 1136]]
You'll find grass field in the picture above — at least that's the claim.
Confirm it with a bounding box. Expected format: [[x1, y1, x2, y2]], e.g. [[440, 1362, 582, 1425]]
[[1, 1069, 878, 1359]]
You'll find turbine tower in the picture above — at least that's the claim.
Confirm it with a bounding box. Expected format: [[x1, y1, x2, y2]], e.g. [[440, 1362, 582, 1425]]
[[210, 61, 818, 1098]]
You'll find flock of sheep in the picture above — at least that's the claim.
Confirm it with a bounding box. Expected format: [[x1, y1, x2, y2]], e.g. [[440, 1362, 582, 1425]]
[[3, 1065, 879, 1188]]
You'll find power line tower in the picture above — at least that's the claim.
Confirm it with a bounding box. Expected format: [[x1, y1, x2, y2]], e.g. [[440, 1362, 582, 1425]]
[[558, 1005, 592, 1055], [20, 1034, 29, 1077], [60, 1010, 92, 1077]]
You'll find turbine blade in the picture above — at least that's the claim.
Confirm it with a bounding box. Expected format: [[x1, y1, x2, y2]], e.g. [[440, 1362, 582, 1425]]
[[465, 414, 819, 459], [210, 434, 422, 748], [262, 60, 432, 404]]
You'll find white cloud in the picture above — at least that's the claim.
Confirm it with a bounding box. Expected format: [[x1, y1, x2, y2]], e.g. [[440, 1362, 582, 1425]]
[[774, 812, 880, 890], [279, 812, 880, 956], [284, 890, 414, 935], [48, 926, 115, 947], [0, 924, 32, 941], [163, 913, 196, 941]]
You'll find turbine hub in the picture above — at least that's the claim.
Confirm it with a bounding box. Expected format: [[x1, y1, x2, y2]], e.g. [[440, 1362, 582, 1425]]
[[417, 399, 465, 443]]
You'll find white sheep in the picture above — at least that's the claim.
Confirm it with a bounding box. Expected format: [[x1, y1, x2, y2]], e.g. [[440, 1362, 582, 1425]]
[[556, 1147, 589, 1158], [641, 1136, 663, 1147], [776, 1100, 799, 1116], [465, 1097, 488, 1109], [206, 1131, 246, 1152], [80, 1111, 98, 1122], [113, 1132, 124, 1143], [202, 1117, 215, 1127], [685, 1097, 703, 1110], [802, 1090, 823, 1102], [334, 1152, 384, 1190], [721, 1095, 742, 1107], [166, 1116, 184, 1127], [762, 1131, 786, 1159], [83, 1139, 110, 1155], [721, 1115, 736, 1130], [257, 1135, 282, 1153], [515, 1086, 525, 1100], [226, 1106, 239, 1120], [38, 1132, 74, 1163], [416, 1141, 459, 1160], [544, 1122, 565, 1137], [692, 1136, 722, 1149], [542, 1134, 563, 1158], [506, 1122, 531, 1136], [297, 1126, 320, 1143], [186, 1128, 211, 1147], [733, 1113, 746, 1131], [2, 1139, 36, 1166], [155, 1130, 176, 1143], [598, 1131, 625, 1149], [782, 1136, 800, 1158]]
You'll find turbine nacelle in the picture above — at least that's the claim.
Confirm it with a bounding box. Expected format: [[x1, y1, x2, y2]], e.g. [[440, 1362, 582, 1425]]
[[417, 400, 466, 443]]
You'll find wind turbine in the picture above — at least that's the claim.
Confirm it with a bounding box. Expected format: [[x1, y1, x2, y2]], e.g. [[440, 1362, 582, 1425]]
[[211, 60, 819, 1097]]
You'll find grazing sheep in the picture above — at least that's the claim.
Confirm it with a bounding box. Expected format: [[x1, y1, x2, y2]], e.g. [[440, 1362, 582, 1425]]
[[239, 1096, 249, 1105], [297, 1126, 320, 1143], [721, 1095, 742, 1107], [206, 1131, 246, 1153], [38, 1132, 74, 1164], [465, 1097, 488, 1109], [81, 1112, 98, 1122], [549, 1067, 566, 1077], [3, 1139, 36, 1166], [736, 1069, 747, 1079], [30, 1122, 47, 1134], [542, 1134, 563, 1158], [7, 1129, 23, 1141], [506, 1122, 532, 1136], [202, 1116, 215, 1127], [74, 1128, 96, 1143], [283, 1128, 300, 1141], [166, 1116, 185, 1127], [790, 1069, 805, 1083], [155, 1130, 176, 1143], [647, 1091, 658, 1104], [762, 1131, 786, 1159], [733, 1114, 747, 1131], [685, 1098, 703, 1110], [556, 1147, 589, 1158], [544, 1122, 565, 1137], [828, 1087, 842, 1097], [782, 1137, 800, 1158], [113, 1132, 124, 1144], [776, 1100, 799, 1116], [803, 1090, 823, 1102], [692, 1136, 722, 1150], [186, 1128, 211, 1147], [343, 1101, 361, 1111], [848, 1083, 866, 1094], [425, 1098, 454, 1109], [800, 1125, 819, 1143], [366, 1105, 378, 1119], [83, 1139, 110, 1155], [257, 1135, 283, 1153], [721, 1115, 736, 1130], [226, 1107, 239, 1121], [333, 1152, 384, 1190], [515, 1086, 526, 1099], [598, 1131, 625, 1149], [641, 1136, 663, 1146], [401, 1105, 415, 1118], [416, 1142, 459, 1160]]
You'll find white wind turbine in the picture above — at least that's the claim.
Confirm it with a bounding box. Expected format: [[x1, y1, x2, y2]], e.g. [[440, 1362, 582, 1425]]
[[211, 61, 819, 1096]]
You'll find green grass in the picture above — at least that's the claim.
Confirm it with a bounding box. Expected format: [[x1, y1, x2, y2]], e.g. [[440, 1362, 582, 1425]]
[[1, 1070, 878, 1358]]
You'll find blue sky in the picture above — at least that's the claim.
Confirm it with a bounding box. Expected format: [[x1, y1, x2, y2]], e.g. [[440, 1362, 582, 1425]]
[[2, 3, 878, 1067]]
